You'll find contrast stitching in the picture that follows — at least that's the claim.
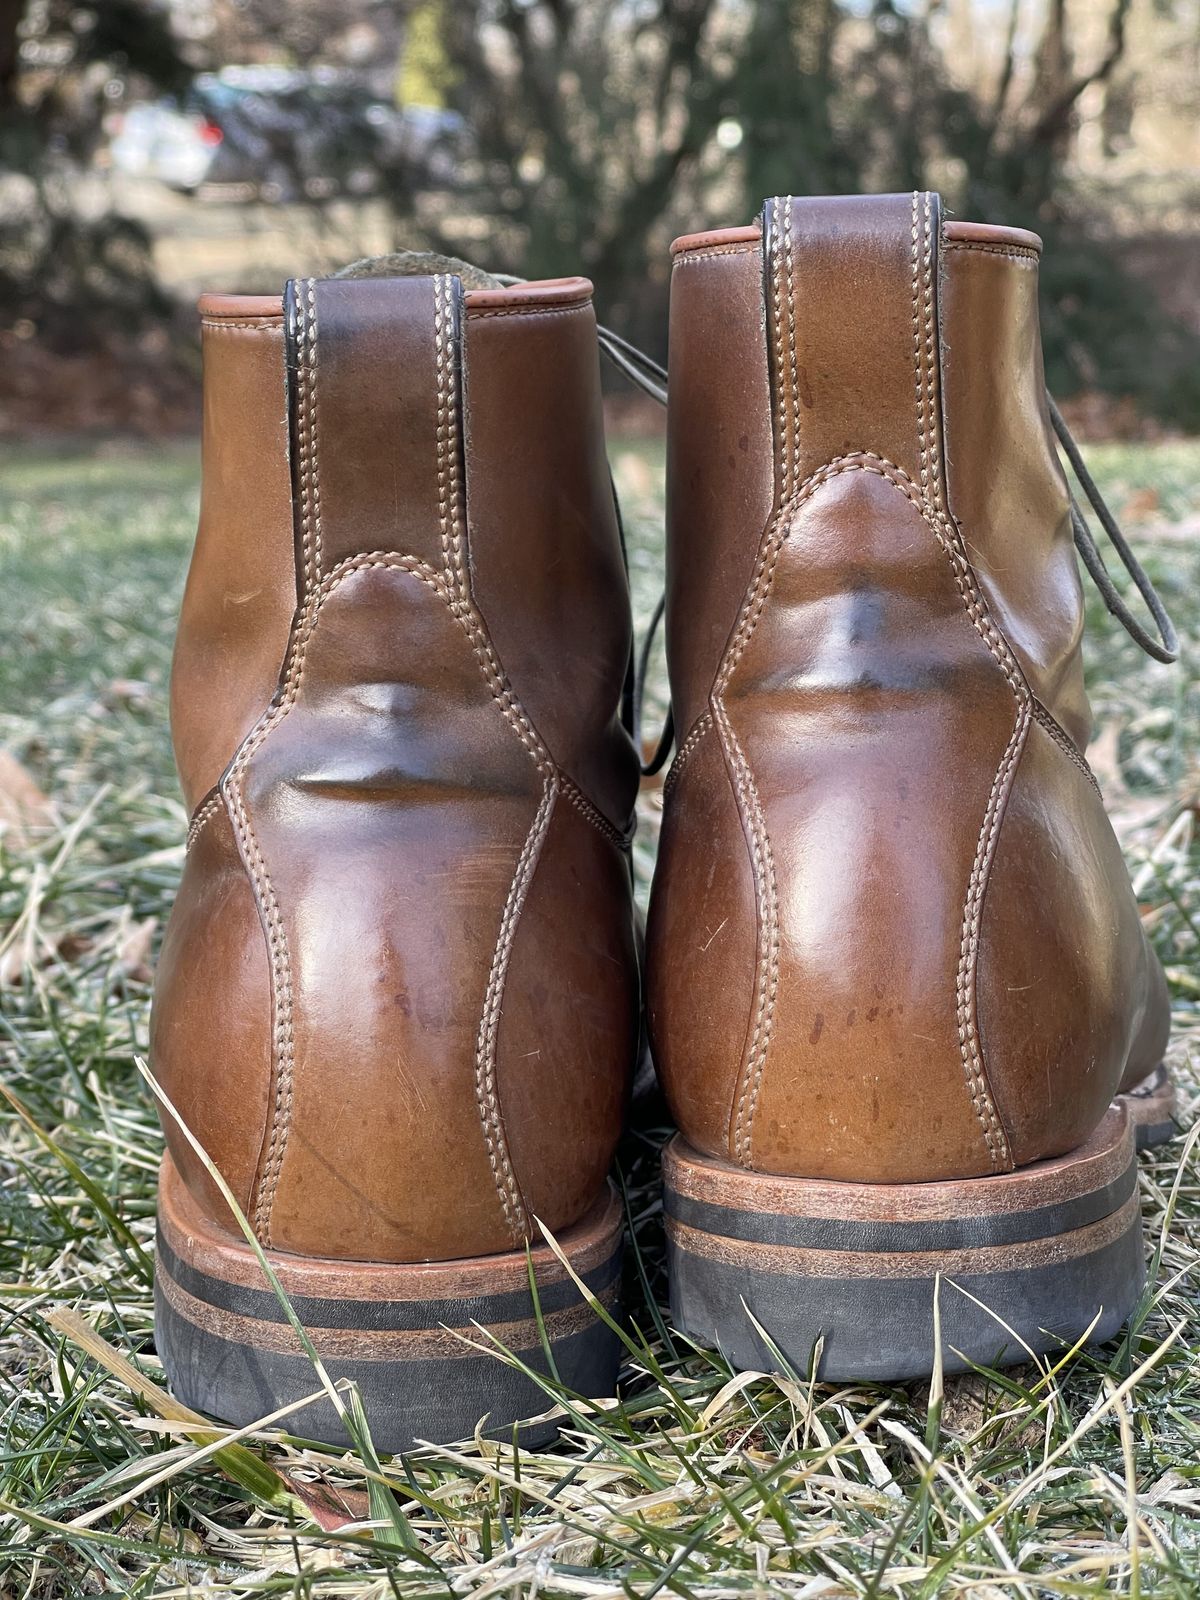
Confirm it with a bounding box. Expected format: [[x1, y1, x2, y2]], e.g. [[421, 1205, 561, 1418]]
[[561, 776, 629, 849], [911, 191, 944, 513], [233, 275, 325, 1239], [921, 194, 944, 513], [911, 197, 1016, 1169], [294, 279, 313, 586], [225, 770, 294, 1243], [943, 242, 1038, 262], [475, 777, 557, 1241], [911, 192, 927, 496], [769, 199, 790, 503], [431, 276, 540, 1237], [955, 703, 1029, 1166], [318, 550, 446, 593], [1031, 700, 1102, 795], [716, 699, 780, 1167], [663, 712, 713, 799], [433, 284, 551, 775], [185, 791, 222, 851], [782, 197, 800, 496], [466, 304, 589, 321], [433, 274, 454, 584], [200, 321, 283, 335], [434, 275, 468, 604], [293, 278, 323, 591], [463, 613, 549, 768], [721, 448, 1026, 700], [306, 279, 324, 582], [672, 244, 762, 266], [717, 197, 793, 1167]]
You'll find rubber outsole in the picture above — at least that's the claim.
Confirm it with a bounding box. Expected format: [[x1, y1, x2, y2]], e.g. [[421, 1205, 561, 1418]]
[[665, 1094, 1155, 1382], [155, 1156, 623, 1452]]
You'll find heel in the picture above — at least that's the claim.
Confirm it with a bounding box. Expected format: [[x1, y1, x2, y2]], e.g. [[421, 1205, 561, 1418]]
[[155, 1157, 623, 1451], [664, 1106, 1143, 1381], [1120, 1063, 1177, 1149]]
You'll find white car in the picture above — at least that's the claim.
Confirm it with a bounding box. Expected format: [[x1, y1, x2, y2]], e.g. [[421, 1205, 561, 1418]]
[[108, 100, 223, 192]]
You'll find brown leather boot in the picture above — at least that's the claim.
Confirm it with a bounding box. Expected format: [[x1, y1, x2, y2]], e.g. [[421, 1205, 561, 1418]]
[[649, 193, 1176, 1379], [151, 272, 639, 1448]]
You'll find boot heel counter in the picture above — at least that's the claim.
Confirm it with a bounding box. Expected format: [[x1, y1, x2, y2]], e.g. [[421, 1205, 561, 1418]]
[[647, 718, 759, 1160], [159, 274, 637, 1265], [699, 455, 1025, 1183], [214, 275, 637, 1262], [150, 801, 272, 1225], [660, 197, 1035, 1183]]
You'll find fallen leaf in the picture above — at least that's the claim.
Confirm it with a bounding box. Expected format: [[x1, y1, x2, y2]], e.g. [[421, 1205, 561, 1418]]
[[1118, 486, 1161, 522], [116, 916, 157, 984], [280, 1473, 371, 1531], [0, 749, 54, 846], [106, 678, 154, 707]]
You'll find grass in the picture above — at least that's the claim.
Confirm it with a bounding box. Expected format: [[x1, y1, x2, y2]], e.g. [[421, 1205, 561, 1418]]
[[0, 435, 1198, 1597]]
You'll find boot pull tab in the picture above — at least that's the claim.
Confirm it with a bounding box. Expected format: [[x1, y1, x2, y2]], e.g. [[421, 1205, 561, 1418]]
[[281, 272, 466, 599], [760, 191, 944, 501]]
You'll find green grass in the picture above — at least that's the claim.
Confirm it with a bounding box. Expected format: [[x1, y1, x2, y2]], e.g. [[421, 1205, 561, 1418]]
[[0, 437, 1198, 1597]]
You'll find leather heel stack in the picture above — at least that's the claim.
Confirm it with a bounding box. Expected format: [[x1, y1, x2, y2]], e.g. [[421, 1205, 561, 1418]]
[[155, 1157, 623, 1452], [663, 1104, 1147, 1381]]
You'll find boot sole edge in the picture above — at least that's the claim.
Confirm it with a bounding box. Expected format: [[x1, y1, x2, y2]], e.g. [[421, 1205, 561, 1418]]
[[664, 1103, 1146, 1381]]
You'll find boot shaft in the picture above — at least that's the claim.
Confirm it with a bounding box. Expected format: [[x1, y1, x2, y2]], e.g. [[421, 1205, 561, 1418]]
[[650, 193, 1167, 1183], [173, 276, 636, 822], [153, 274, 639, 1263], [664, 196, 1089, 745]]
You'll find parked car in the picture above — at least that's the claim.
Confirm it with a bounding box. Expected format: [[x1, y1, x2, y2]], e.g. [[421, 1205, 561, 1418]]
[[107, 67, 467, 200], [107, 99, 223, 192]]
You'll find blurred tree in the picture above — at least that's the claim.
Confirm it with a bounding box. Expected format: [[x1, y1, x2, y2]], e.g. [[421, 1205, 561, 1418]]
[[733, 0, 873, 202], [726, 0, 1139, 216], [0, 0, 192, 347], [938, 0, 1200, 424], [420, 0, 738, 343], [401, 0, 1200, 420], [399, 0, 451, 108], [207, 0, 405, 91], [902, 0, 1198, 425]]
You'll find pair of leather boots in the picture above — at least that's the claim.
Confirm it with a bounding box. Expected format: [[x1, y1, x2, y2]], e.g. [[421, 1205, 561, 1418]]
[[151, 192, 1176, 1452]]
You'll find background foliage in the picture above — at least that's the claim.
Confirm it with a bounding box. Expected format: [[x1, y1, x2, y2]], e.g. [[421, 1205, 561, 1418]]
[[1, 0, 1199, 429]]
